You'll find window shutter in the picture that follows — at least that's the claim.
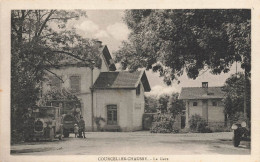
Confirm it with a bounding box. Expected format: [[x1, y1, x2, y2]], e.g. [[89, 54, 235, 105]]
[[70, 76, 81, 93]]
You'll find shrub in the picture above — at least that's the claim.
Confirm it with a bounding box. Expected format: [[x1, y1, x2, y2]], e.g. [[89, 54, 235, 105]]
[[94, 116, 106, 131], [150, 121, 173, 133], [210, 126, 231, 132], [142, 113, 156, 130], [150, 113, 175, 133], [189, 114, 212, 133]]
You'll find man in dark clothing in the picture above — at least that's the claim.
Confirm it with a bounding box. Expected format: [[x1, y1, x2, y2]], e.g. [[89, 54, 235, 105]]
[[78, 116, 86, 138], [23, 113, 35, 141]]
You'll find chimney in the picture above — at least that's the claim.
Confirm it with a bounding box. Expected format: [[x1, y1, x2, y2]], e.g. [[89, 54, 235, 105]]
[[202, 82, 208, 95], [202, 82, 208, 88]]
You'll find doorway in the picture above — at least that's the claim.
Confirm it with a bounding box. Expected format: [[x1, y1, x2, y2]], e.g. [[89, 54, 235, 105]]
[[202, 100, 208, 122]]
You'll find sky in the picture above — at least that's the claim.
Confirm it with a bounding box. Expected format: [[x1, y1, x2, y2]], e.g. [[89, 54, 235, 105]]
[[69, 10, 244, 96]]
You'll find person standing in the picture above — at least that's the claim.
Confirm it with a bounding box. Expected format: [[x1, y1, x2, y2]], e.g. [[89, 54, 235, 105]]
[[74, 124, 79, 138], [78, 116, 86, 138]]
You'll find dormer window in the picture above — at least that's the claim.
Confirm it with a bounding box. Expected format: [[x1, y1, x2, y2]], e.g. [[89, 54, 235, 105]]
[[202, 82, 208, 88], [136, 84, 141, 96]]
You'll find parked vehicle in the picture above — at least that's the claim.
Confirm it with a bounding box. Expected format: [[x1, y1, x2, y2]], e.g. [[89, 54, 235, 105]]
[[62, 114, 77, 137], [231, 121, 250, 147], [28, 106, 63, 141]]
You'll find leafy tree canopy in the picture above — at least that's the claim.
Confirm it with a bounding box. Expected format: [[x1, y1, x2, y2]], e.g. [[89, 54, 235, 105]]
[[11, 10, 101, 111], [11, 10, 101, 139], [223, 72, 251, 120], [115, 9, 250, 85]]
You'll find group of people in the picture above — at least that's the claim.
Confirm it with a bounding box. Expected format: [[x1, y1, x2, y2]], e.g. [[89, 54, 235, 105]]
[[74, 116, 86, 138]]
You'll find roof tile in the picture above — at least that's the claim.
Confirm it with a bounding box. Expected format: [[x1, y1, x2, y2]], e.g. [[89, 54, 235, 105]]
[[179, 87, 225, 100], [92, 71, 151, 92]]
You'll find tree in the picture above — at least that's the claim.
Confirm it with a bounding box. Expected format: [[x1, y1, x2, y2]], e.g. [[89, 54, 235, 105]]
[[223, 72, 251, 122], [167, 93, 185, 118], [11, 10, 100, 141], [158, 94, 170, 113], [115, 9, 250, 85], [144, 95, 158, 113]]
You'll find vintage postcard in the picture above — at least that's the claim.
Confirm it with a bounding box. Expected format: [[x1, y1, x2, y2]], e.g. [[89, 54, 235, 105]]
[[0, 0, 260, 162]]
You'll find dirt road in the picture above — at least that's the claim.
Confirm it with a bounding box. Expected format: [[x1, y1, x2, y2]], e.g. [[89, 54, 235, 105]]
[[11, 131, 250, 155]]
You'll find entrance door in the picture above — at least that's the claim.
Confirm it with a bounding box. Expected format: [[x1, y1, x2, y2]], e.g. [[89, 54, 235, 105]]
[[181, 110, 186, 129], [202, 100, 208, 122]]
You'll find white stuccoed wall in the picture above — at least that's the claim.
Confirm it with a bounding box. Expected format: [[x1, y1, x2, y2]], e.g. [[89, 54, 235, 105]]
[[93, 83, 145, 132], [42, 54, 110, 131], [207, 99, 225, 123], [185, 99, 225, 128], [93, 89, 135, 131], [189, 100, 203, 117], [132, 82, 145, 131]]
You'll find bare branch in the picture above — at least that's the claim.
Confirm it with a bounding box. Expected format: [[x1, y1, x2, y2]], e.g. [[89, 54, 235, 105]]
[[52, 50, 93, 62], [24, 10, 32, 18], [48, 16, 79, 21], [37, 10, 55, 37]]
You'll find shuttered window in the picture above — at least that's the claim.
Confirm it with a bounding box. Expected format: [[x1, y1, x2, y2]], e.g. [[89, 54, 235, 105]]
[[70, 76, 81, 93]]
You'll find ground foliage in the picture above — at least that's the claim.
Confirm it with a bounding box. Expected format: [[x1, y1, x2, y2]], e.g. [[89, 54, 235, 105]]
[[115, 9, 250, 85], [144, 95, 158, 113], [167, 93, 185, 118], [11, 10, 100, 142], [189, 114, 212, 133], [150, 113, 175, 133], [145, 93, 184, 117]]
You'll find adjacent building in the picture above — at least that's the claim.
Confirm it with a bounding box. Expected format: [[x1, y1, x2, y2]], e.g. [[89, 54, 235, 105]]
[[178, 82, 225, 128]]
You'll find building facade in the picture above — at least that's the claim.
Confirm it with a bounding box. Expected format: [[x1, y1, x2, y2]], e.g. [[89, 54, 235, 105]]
[[178, 82, 225, 129], [41, 43, 151, 131]]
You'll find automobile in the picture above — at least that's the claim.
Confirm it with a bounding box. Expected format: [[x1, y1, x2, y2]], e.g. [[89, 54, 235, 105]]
[[62, 114, 77, 137], [28, 106, 63, 141], [231, 120, 251, 147]]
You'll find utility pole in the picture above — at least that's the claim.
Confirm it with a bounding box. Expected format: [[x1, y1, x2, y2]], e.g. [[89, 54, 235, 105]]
[[243, 69, 248, 120], [91, 65, 94, 132]]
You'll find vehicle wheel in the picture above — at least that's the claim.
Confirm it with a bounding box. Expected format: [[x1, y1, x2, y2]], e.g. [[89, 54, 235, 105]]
[[233, 134, 240, 147], [49, 127, 55, 142], [63, 129, 69, 138], [58, 134, 63, 140]]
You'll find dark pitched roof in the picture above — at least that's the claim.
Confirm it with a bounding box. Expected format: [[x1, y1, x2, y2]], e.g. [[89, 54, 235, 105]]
[[92, 71, 151, 92], [102, 46, 116, 71], [179, 87, 225, 100]]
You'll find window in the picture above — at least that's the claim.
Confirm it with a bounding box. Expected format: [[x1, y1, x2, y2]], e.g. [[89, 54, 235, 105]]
[[193, 102, 198, 106], [70, 76, 80, 93], [212, 101, 217, 106], [136, 84, 141, 96], [107, 105, 117, 125]]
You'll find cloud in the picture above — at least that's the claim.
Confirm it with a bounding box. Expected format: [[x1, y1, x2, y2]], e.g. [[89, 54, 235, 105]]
[[146, 85, 177, 97], [106, 22, 130, 41], [94, 30, 109, 39], [74, 20, 130, 42], [75, 20, 99, 33]]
